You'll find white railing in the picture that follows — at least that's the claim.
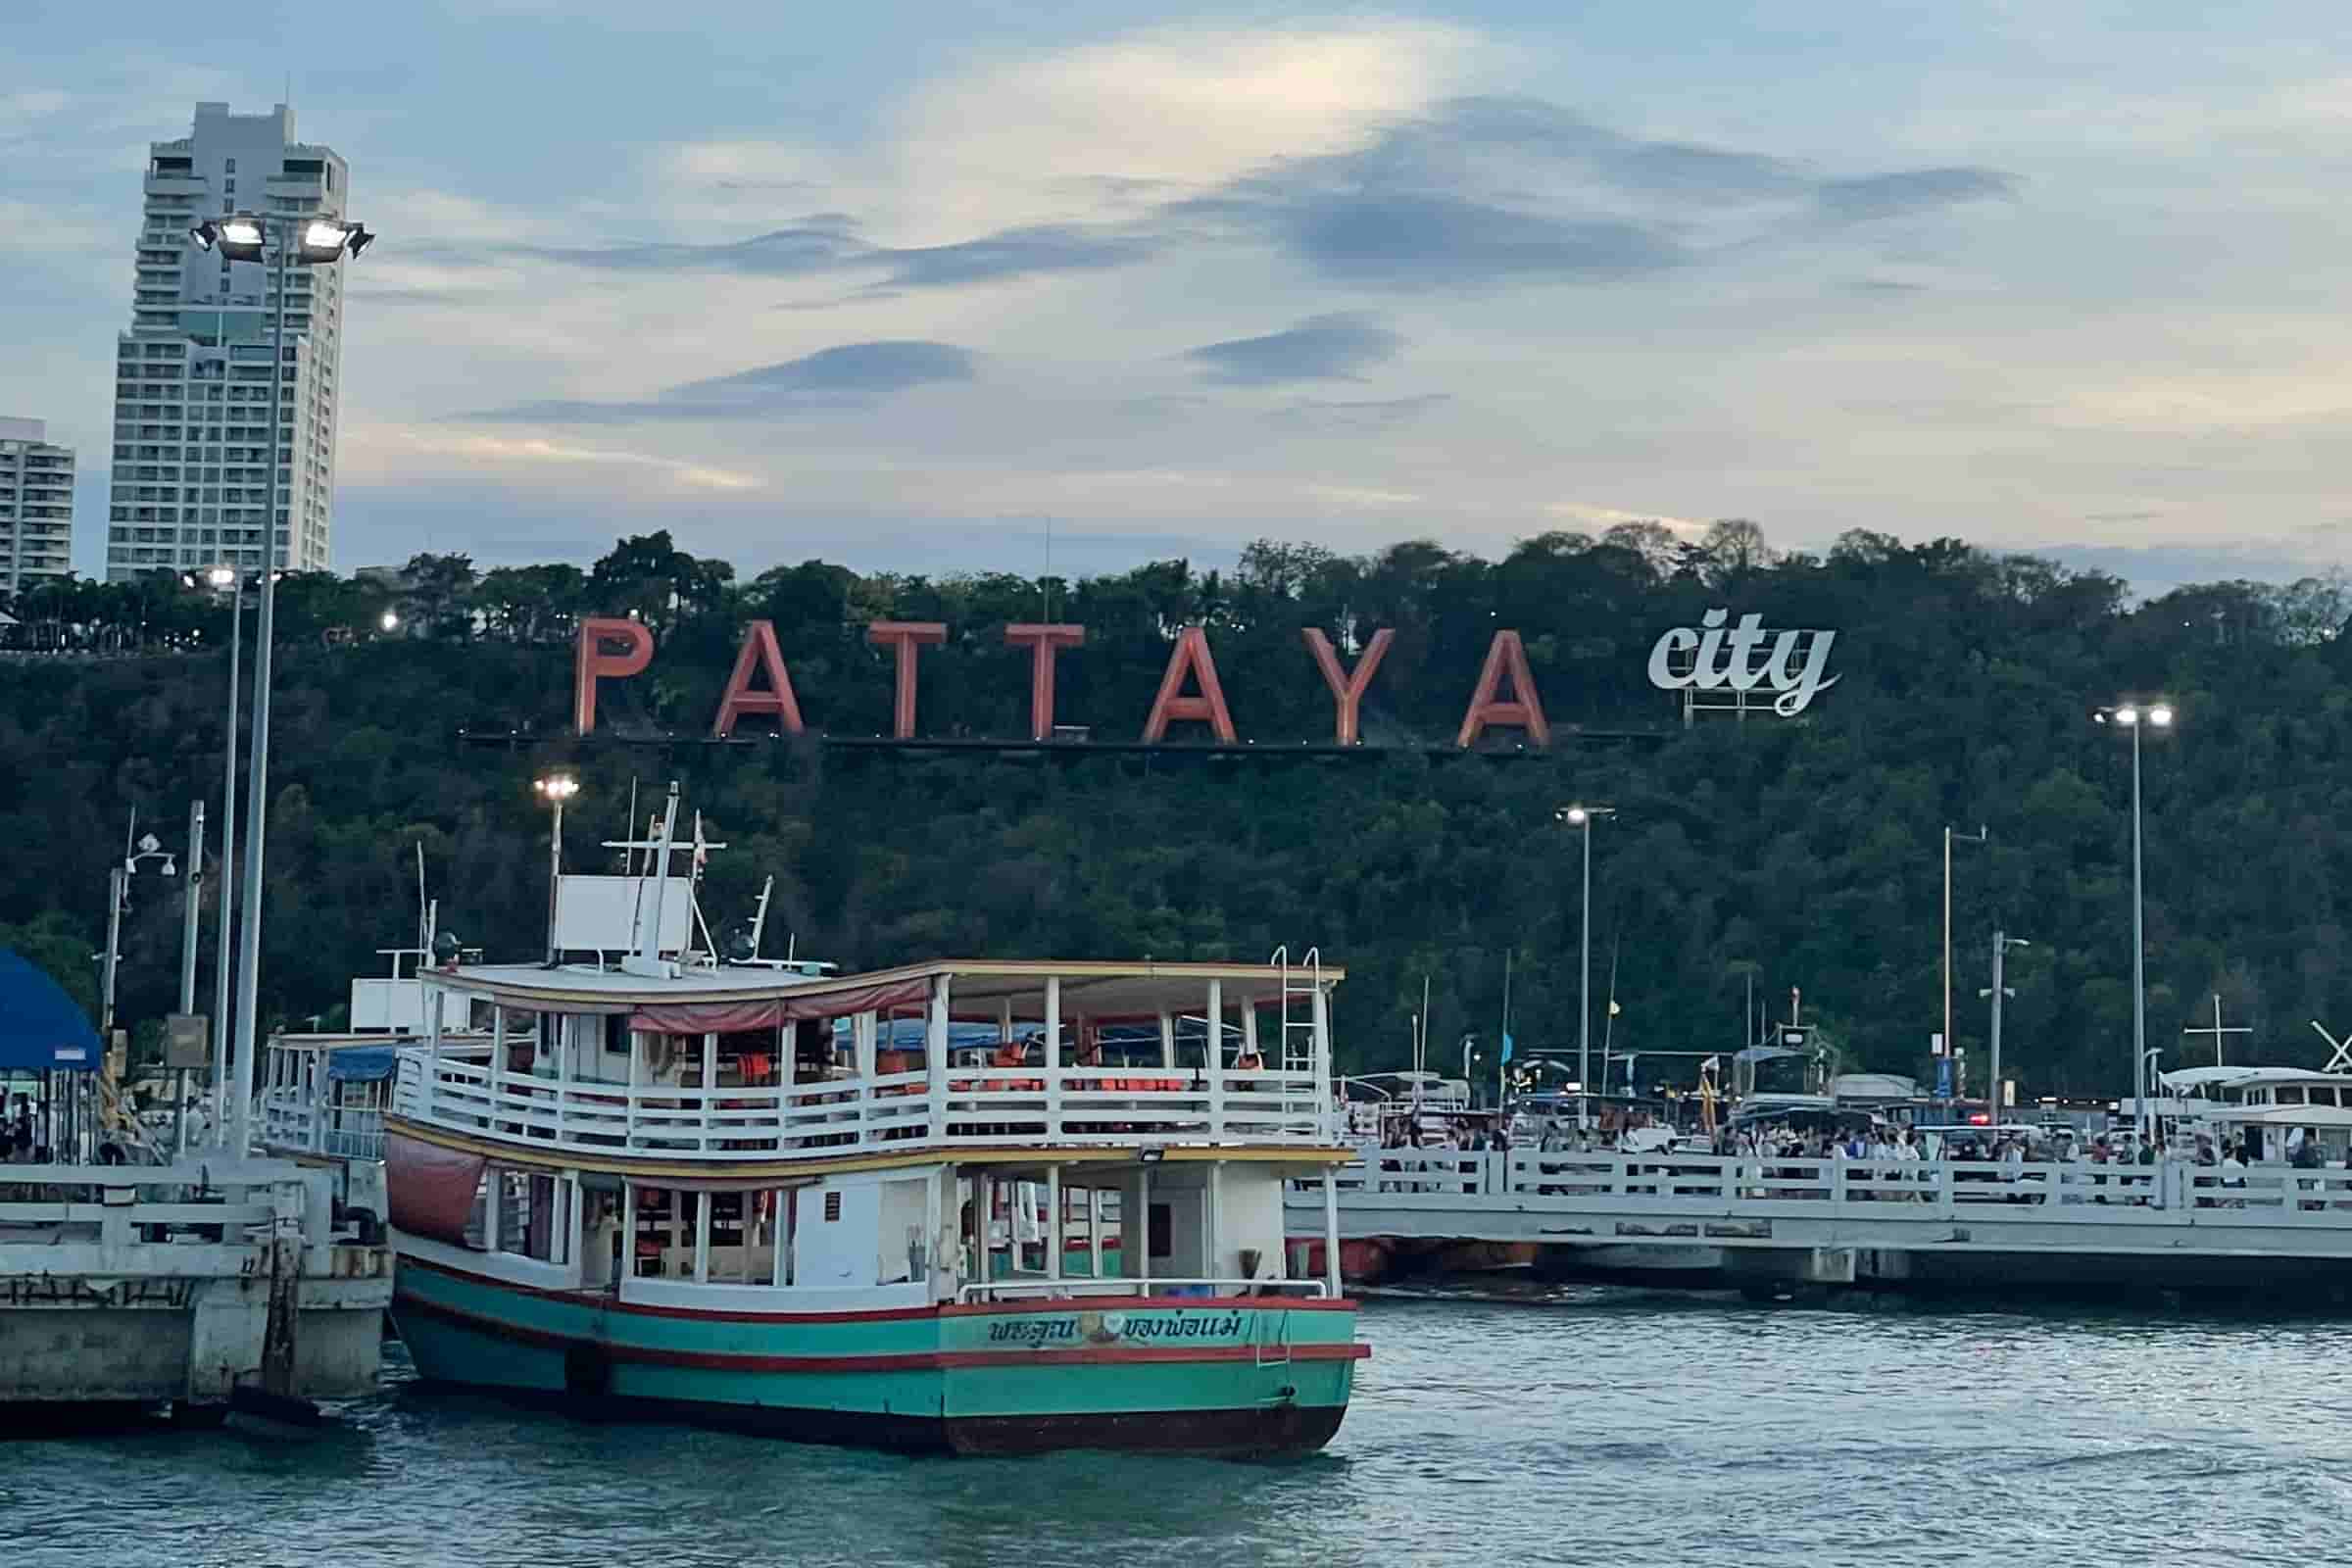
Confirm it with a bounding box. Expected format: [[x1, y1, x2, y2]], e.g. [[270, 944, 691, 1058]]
[[394, 1049, 1334, 1161], [1324, 1150, 2352, 1227], [957, 1277, 1330, 1302]]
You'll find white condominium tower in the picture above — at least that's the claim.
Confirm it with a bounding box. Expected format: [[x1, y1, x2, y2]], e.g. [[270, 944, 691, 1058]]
[[0, 417, 75, 594], [107, 103, 348, 583]]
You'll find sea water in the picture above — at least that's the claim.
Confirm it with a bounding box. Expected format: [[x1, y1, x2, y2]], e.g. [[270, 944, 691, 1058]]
[[13, 1287, 2349, 1567]]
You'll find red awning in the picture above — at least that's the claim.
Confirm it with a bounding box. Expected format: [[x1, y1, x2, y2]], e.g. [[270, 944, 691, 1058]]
[[627, 976, 933, 1037]]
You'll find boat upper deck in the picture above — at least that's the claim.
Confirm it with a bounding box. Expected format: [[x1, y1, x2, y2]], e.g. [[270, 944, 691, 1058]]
[[388, 953, 1348, 1166]]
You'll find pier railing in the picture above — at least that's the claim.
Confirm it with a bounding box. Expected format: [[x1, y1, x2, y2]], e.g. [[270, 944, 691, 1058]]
[[393, 1048, 1335, 1159], [1332, 1149, 2352, 1224]]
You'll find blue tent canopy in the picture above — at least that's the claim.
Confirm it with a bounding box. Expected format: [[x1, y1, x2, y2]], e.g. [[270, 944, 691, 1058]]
[[0, 951, 101, 1071], [325, 1045, 398, 1082]]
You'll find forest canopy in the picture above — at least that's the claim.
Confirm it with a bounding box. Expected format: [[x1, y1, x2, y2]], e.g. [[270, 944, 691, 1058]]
[[6, 520, 2351, 1102]]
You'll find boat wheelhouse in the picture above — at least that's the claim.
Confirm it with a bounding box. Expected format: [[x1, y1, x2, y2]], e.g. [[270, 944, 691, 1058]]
[[378, 811, 1361, 1455]]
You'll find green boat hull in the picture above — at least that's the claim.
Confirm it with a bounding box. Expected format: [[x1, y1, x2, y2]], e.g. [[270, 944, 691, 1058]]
[[392, 1253, 1362, 1456]]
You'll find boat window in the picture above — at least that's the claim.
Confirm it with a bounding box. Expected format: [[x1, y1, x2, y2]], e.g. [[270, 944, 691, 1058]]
[[632, 1186, 683, 1277], [2279, 1086, 2308, 1105], [497, 1168, 568, 1264], [2311, 1087, 2338, 1107], [705, 1190, 781, 1284]]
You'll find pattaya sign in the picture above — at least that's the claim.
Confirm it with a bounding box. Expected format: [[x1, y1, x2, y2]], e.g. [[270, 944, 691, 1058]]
[[573, 609, 1834, 744], [1645, 611, 1838, 717]]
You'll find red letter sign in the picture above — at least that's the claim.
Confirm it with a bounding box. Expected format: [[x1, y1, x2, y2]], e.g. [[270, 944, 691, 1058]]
[[711, 619, 806, 738], [1301, 627, 1394, 746], [1456, 629, 1549, 748], [867, 621, 948, 740], [574, 616, 655, 736], [1005, 623, 1085, 740], [1142, 626, 1237, 743]]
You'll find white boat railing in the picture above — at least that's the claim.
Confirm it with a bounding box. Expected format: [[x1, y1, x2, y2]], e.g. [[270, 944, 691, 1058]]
[[1326, 1150, 2352, 1224], [258, 1086, 387, 1161], [956, 1277, 1331, 1302], [394, 1048, 1335, 1160]]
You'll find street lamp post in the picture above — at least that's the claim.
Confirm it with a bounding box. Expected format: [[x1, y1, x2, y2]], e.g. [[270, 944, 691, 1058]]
[[192, 212, 374, 1157], [1942, 824, 1986, 1104], [2094, 701, 2174, 1143], [535, 772, 580, 965], [206, 564, 242, 1146], [1557, 805, 1615, 1130]]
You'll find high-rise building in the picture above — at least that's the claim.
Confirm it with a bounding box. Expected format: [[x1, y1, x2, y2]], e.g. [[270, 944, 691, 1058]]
[[107, 103, 348, 583], [0, 416, 75, 594]]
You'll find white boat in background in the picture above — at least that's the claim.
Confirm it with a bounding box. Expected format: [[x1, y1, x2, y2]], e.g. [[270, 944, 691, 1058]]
[[2161, 1065, 2352, 1162]]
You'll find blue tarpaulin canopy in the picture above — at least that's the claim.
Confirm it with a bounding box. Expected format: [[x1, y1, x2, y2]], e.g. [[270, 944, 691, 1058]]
[[0, 951, 101, 1071]]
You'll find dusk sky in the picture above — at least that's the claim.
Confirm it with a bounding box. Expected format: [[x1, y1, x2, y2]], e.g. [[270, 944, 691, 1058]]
[[9, 3, 2351, 590]]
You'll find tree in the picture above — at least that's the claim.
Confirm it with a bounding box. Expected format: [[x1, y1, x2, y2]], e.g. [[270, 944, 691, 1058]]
[[401, 553, 478, 639]]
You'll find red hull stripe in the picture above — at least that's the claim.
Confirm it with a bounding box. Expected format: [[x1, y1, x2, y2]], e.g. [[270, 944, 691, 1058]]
[[396, 1290, 1368, 1372], [398, 1250, 1357, 1322]]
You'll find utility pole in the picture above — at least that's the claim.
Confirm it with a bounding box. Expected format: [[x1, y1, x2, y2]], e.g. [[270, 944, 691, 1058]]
[[1985, 932, 2028, 1133], [176, 801, 205, 1156], [1943, 824, 1987, 1105]]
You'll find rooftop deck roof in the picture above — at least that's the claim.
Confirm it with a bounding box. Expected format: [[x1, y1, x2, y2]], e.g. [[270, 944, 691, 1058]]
[[429, 956, 1345, 1016]]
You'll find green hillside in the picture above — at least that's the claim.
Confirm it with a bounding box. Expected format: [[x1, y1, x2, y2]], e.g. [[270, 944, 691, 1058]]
[[7, 521, 2350, 1098]]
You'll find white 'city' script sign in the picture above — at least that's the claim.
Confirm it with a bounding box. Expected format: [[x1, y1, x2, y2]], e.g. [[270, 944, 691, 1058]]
[[1646, 610, 1839, 716]]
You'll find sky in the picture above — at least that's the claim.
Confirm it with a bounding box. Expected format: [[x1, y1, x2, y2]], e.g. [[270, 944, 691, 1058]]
[[8, 2, 2352, 591]]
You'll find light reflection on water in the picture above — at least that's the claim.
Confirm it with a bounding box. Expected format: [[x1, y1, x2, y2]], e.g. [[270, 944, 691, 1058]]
[[7, 1288, 2349, 1568]]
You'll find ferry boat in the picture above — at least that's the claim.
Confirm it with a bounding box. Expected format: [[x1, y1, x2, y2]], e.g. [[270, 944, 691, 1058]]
[[379, 789, 1364, 1455], [2160, 1064, 2352, 1162]]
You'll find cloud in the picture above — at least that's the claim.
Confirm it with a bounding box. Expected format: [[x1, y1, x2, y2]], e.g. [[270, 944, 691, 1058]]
[[1173, 95, 2016, 291], [1815, 168, 2018, 221], [521, 220, 869, 277], [356, 428, 762, 491], [872, 225, 1149, 288], [463, 339, 975, 423], [1186, 313, 1401, 385], [1289, 194, 1680, 288], [1266, 393, 1450, 432]]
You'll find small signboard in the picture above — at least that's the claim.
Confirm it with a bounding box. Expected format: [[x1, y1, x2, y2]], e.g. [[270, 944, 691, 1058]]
[[164, 1012, 210, 1069]]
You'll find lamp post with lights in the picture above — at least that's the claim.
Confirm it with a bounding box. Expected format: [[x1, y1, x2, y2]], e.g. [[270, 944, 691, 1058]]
[[2093, 700, 2175, 1142], [191, 212, 374, 1154], [535, 773, 580, 965], [1557, 804, 1615, 1130]]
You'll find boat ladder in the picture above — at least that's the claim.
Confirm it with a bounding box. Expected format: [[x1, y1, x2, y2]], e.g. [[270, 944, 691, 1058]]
[[1270, 945, 1323, 1126]]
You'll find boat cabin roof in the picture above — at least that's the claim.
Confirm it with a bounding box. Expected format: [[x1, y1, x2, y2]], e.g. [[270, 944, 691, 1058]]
[[426, 956, 1344, 1019]]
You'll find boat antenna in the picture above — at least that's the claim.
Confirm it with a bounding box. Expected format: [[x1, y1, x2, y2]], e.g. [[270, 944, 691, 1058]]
[[415, 841, 427, 954], [1602, 919, 1622, 1061], [748, 874, 774, 957], [622, 776, 640, 874]]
